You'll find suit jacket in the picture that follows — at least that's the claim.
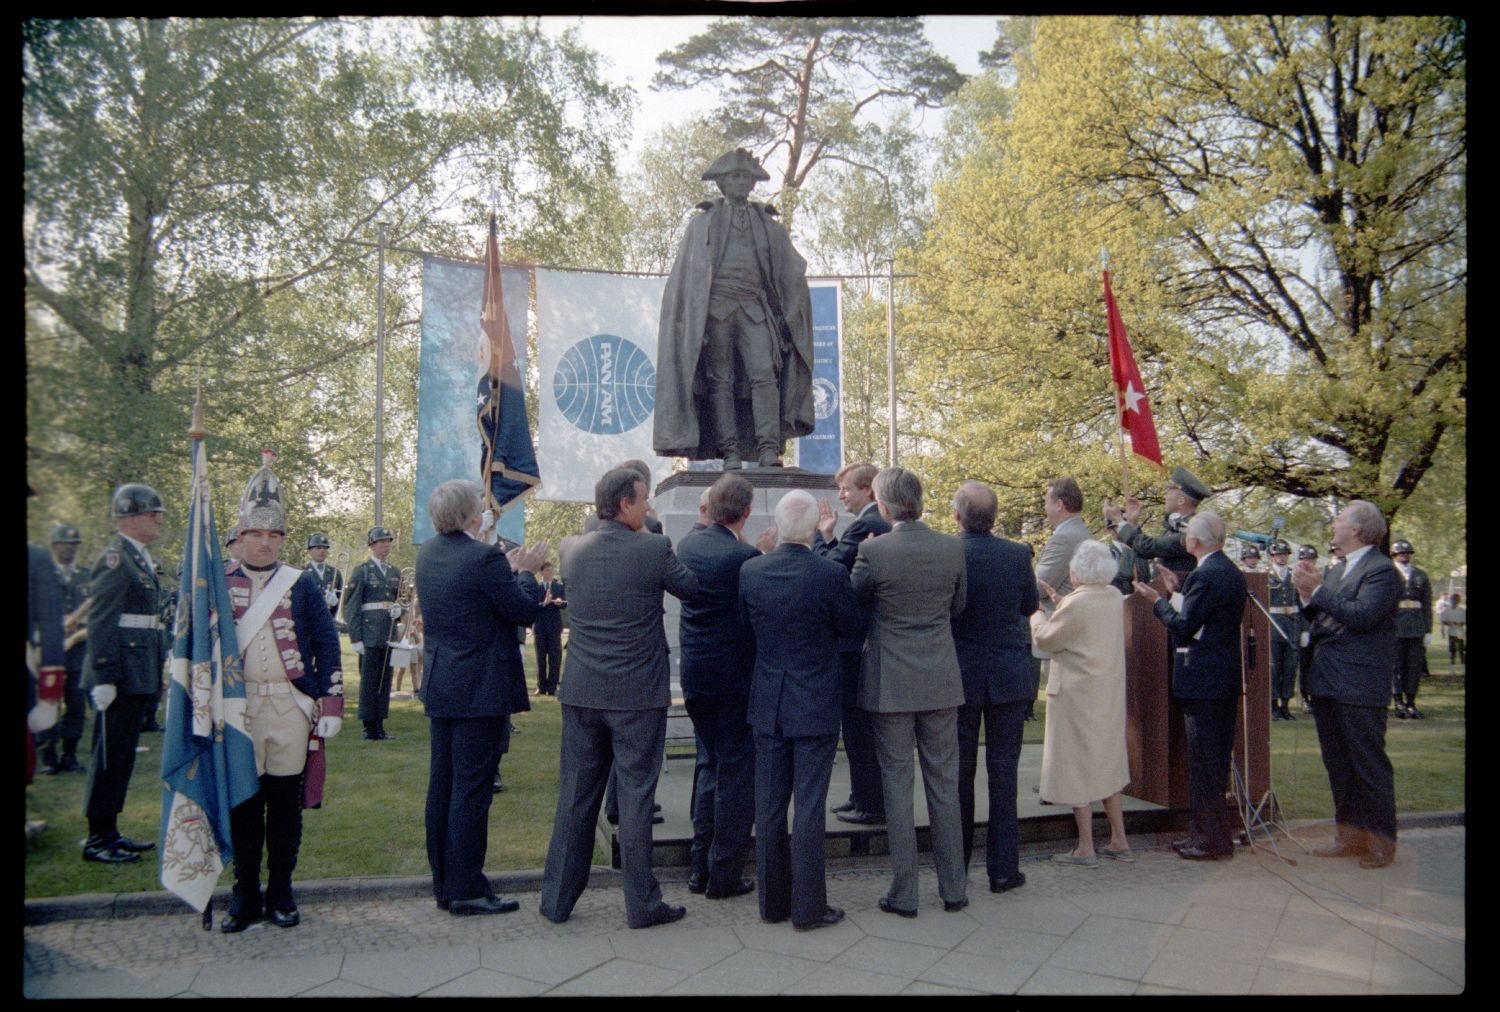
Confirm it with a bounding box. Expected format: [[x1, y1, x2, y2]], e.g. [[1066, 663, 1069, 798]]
[[531, 578, 566, 636], [952, 532, 1039, 706], [1035, 515, 1089, 611], [415, 531, 540, 720], [84, 533, 163, 695], [740, 544, 862, 737], [342, 557, 402, 646], [676, 524, 760, 698], [1151, 551, 1247, 699], [811, 502, 891, 571], [1301, 548, 1401, 707], [557, 520, 698, 710], [852, 520, 967, 713]]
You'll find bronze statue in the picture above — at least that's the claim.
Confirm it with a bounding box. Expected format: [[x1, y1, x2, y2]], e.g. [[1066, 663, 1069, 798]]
[[653, 148, 815, 469]]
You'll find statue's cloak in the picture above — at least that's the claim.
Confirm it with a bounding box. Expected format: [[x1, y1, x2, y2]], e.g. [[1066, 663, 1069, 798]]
[[653, 198, 815, 460]]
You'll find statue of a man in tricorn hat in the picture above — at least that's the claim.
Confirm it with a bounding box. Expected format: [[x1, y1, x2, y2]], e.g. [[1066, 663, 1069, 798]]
[[653, 148, 815, 469]]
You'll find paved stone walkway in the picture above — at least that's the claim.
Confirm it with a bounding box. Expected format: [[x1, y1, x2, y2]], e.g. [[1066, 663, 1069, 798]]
[[24, 821, 1463, 997]]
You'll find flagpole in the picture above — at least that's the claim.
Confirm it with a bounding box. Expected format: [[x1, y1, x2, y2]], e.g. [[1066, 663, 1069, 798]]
[[1103, 252, 1130, 497]]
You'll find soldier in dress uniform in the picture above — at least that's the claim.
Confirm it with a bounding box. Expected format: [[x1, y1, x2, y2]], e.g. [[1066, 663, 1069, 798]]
[[80, 484, 166, 864], [1104, 466, 1211, 579], [1295, 544, 1320, 712], [219, 453, 344, 933], [342, 526, 402, 740], [1390, 539, 1432, 719], [1240, 545, 1261, 571], [304, 533, 343, 622], [1266, 540, 1300, 721], [38, 523, 90, 774]]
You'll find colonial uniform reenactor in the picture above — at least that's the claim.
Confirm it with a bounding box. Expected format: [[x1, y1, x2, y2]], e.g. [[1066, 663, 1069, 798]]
[[1105, 466, 1211, 579], [1266, 540, 1300, 721], [38, 523, 90, 774], [1390, 539, 1432, 719], [81, 483, 166, 864], [220, 453, 344, 933], [342, 526, 402, 740], [304, 532, 343, 621], [1295, 544, 1320, 712]]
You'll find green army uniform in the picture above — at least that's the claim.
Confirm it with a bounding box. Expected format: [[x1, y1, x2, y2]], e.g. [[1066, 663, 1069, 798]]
[[342, 532, 402, 738], [307, 560, 344, 621], [1266, 547, 1300, 720], [1391, 541, 1432, 718]]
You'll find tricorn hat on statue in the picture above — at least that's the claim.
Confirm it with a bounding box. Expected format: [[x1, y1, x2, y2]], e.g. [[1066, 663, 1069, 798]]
[[1169, 467, 1211, 503], [238, 449, 287, 534], [702, 148, 770, 182]]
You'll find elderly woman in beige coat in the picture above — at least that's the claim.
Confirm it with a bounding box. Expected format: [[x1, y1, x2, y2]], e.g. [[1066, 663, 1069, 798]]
[[1032, 539, 1132, 866]]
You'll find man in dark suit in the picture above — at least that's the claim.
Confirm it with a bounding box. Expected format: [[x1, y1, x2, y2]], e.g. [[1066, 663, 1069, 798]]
[[81, 483, 166, 864], [1134, 511, 1247, 860], [740, 489, 862, 930], [531, 562, 565, 696], [853, 467, 969, 916], [540, 468, 699, 929], [811, 461, 888, 825], [1292, 500, 1403, 868], [950, 481, 1039, 894], [676, 474, 760, 899], [415, 479, 545, 916]]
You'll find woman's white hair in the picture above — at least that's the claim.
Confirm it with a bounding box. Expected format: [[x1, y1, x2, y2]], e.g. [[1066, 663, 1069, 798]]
[[1069, 539, 1117, 587]]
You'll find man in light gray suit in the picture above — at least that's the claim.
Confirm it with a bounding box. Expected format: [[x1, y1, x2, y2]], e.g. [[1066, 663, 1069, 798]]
[[539, 468, 699, 929], [1035, 476, 1089, 612], [852, 467, 969, 917]]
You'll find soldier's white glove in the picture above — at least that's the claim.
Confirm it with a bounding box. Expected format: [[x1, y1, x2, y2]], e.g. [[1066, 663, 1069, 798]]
[[324, 589, 338, 608], [91, 684, 117, 711], [316, 715, 343, 739], [390, 604, 403, 621], [353, 642, 365, 655], [293, 693, 316, 722], [28, 701, 59, 734]]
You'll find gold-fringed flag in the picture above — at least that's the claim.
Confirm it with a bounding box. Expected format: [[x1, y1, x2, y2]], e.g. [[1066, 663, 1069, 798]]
[[477, 214, 540, 516]]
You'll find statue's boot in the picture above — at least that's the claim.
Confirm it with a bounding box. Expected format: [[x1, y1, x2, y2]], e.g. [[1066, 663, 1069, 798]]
[[751, 381, 782, 467], [713, 384, 742, 469]]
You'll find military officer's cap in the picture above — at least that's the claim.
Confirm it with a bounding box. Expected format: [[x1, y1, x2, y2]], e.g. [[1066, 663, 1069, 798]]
[[111, 483, 165, 518], [1268, 539, 1291, 556], [50, 522, 82, 544], [238, 450, 286, 534], [1168, 467, 1211, 503], [307, 532, 332, 550], [1242, 545, 1261, 560], [367, 526, 395, 545], [1297, 544, 1319, 561], [702, 147, 770, 182], [1392, 539, 1415, 555]]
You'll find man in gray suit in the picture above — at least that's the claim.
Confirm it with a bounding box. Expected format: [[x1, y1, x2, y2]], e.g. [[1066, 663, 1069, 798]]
[[1035, 476, 1089, 612], [539, 468, 699, 929], [852, 467, 969, 917]]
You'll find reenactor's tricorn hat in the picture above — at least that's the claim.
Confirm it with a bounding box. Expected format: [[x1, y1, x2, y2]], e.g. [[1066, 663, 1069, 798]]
[[1170, 467, 1212, 503], [307, 532, 332, 550], [1268, 539, 1291, 556], [1241, 545, 1260, 559], [1392, 539, 1415, 555], [111, 483, 165, 518], [702, 147, 770, 182], [1297, 544, 1319, 560], [50, 522, 82, 544], [367, 526, 395, 545], [238, 450, 286, 534]]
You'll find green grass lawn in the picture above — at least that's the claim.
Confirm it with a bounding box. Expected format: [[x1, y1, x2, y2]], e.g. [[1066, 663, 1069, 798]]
[[24, 641, 1464, 899]]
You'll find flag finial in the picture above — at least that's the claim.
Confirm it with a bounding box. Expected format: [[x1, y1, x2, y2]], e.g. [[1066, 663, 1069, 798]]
[[189, 387, 206, 440]]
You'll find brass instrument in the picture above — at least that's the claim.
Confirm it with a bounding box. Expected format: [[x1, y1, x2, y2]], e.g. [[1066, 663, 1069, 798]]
[[63, 597, 91, 652]]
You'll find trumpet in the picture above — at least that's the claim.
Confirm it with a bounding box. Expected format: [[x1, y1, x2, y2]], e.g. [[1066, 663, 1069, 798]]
[[63, 597, 91, 652]]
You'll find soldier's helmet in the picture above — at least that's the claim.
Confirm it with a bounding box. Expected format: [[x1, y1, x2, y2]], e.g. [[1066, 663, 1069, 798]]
[[1392, 539, 1415, 555], [1241, 546, 1261, 560], [1297, 544, 1319, 561], [50, 522, 82, 544], [1268, 539, 1292, 556], [367, 526, 395, 545], [702, 147, 771, 182], [307, 532, 332, 550], [111, 483, 165, 518]]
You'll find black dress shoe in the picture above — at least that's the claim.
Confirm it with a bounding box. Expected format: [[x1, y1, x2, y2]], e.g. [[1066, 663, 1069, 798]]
[[1360, 849, 1396, 869], [376, 730, 395, 740], [1406, 708, 1425, 719], [687, 873, 707, 894], [362, 730, 380, 740], [115, 835, 157, 853], [268, 906, 300, 928], [944, 898, 969, 912], [492, 780, 505, 793], [449, 895, 520, 916], [58, 754, 83, 773], [219, 910, 261, 933], [652, 814, 664, 825], [705, 879, 754, 900], [1170, 837, 1192, 852], [794, 906, 845, 931], [831, 800, 856, 814], [82, 836, 141, 864], [652, 802, 662, 813], [435, 899, 450, 910], [634, 903, 687, 928], [990, 872, 1027, 894], [835, 808, 883, 825], [878, 897, 918, 919], [1177, 845, 1231, 861], [1281, 707, 1295, 721]]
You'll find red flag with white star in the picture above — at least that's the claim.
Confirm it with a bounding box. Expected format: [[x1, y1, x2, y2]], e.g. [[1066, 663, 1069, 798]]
[[1104, 271, 1162, 466]]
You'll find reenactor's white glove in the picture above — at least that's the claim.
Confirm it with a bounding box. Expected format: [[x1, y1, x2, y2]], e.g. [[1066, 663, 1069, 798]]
[[28, 701, 59, 734], [91, 684, 117, 711], [316, 715, 343, 739], [353, 642, 365, 655]]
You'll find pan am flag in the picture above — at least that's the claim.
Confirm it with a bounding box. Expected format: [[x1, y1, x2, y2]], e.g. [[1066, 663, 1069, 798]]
[[478, 214, 540, 515], [159, 434, 259, 915], [1104, 270, 1163, 467]]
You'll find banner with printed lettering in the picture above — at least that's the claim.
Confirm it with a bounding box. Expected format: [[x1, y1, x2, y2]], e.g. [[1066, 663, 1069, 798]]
[[795, 280, 843, 473]]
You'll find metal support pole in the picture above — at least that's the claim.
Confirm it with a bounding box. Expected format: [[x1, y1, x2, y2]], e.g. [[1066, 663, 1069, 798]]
[[886, 257, 897, 467], [374, 222, 387, 526]]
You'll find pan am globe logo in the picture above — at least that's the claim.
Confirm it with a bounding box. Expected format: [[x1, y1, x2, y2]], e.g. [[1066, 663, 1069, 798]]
[[554, 334, 657, 435]]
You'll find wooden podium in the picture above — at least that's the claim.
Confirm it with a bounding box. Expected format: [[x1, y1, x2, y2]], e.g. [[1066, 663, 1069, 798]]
[[1121, 569, 1271, 811]]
